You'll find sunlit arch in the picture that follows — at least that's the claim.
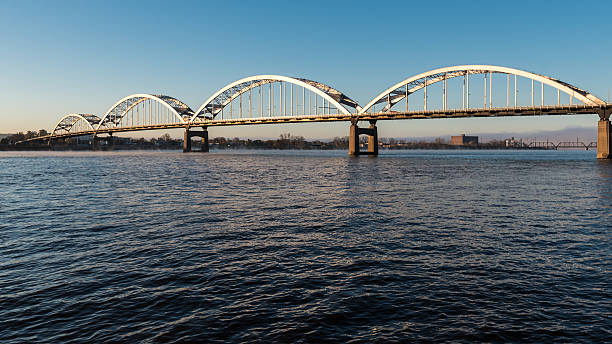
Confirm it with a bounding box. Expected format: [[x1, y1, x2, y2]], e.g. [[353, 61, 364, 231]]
[[96, 94, 193, 130], [190, 75, 361, 122], [359, 65, 606, 114], [52, 114, 101, 135]]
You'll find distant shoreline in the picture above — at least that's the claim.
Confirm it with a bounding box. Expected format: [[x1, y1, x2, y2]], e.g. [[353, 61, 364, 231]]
[[0, 145, 557, 152]]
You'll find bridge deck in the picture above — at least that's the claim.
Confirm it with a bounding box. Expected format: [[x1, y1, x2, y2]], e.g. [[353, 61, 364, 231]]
[[21, 104, 611, 143]]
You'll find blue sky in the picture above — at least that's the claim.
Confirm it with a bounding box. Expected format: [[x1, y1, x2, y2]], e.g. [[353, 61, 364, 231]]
[[1, 0, 611, 139]]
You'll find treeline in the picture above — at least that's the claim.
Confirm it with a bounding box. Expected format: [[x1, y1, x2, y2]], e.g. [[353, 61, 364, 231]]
[[1, 130, 49, 144], [379, 137, 508, 149], [0, 133, 350, 150], [210, 134, 348, 149], [2, 131, 510, 150], [117, 134, 183, 149], [0, 132, 183, 150]]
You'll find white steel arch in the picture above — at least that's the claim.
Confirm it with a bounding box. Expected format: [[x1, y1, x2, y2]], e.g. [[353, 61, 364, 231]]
[[359, 65, 606, 114], [96, 94, 192, 130], [52, 114, 101, 135], [190, 75, 361, 122]]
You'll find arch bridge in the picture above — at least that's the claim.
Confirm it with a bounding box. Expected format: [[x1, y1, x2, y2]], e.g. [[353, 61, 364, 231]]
[[21, 65, 612, 159]]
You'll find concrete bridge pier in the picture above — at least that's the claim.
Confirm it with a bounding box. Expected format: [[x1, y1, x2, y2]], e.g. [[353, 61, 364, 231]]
[[107, 133, 114, 150], [597, 109, 611, 159], [91, 135, 102, 151], [91, 134, 113, 151], [184, 127, 209, 152], [598, 118, 611, 159], [349, 119, 378, 156]]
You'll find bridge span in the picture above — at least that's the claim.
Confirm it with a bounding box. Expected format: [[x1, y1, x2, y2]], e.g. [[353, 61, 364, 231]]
[[19, 65, 612, 159]]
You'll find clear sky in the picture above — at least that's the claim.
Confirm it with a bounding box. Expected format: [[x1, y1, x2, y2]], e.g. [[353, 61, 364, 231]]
[[1, 0, 611, 139]]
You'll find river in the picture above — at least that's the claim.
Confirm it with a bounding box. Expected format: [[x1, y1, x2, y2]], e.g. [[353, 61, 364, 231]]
[[1, 149, 610, 342]]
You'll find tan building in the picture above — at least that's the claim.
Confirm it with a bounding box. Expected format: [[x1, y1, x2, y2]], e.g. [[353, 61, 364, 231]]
[[451, 134, 478, 145]]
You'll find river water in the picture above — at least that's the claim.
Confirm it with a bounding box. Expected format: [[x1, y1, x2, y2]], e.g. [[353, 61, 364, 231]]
[[1, 149, 610, 342]]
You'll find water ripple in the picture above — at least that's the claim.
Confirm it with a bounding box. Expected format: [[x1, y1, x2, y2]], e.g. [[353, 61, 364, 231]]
[[0, 150, 610, 342]]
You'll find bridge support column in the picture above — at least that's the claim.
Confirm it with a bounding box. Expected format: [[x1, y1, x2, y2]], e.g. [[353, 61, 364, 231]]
[[184, 127, 209, 153], [107, 133, 114, 151], [597, 119, 611, 159], [348, 119, 378, 157], [368, 120, 378, 156], [92, 135, 100, 151], [92, 134, 113, 150], [183, 129, 192, 152], [349, 120, 359, 156], [201, 129, 209, 152]]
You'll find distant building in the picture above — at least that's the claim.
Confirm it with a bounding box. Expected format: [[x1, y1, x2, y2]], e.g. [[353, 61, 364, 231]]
[[451, 134, 478, 145]]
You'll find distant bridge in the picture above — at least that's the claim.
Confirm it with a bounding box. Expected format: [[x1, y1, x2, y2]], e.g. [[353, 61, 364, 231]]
[[527, 141, 598, 150], [18, 65, 612, 158]]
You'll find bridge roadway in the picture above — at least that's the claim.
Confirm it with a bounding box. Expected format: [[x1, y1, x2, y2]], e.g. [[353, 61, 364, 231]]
[[36, 103, 612, 156]]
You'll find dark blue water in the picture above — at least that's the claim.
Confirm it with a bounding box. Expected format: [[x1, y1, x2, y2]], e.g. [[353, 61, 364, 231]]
[[1, 150, 610, 342]]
